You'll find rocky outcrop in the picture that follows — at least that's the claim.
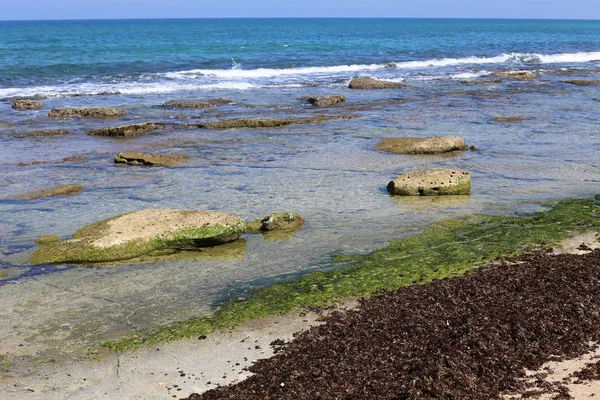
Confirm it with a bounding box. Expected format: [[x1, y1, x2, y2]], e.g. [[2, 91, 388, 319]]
[[561, 80, 600, 86], [193, 115, 356, 129], [387, 169, 471, 196], [49, 107, 129, 118], [88, 122, 164, 137], [22, 129, 71, 137], [14, 184, 85, 201], [12, 100, 43, 110], [246, 212, 305, 233], [490, 71, 537, 80], [492, 116, 526, 122], [349, 78, 411, 90], [163, 98, 233, 108], [29, 209, 246, 265], [114, 152, 190, 167], [375, 136, 468, 155], [305, 95, 346, 107]]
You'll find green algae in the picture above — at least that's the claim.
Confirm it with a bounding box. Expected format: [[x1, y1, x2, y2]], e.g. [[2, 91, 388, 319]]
[[103, 196, 600, 352]]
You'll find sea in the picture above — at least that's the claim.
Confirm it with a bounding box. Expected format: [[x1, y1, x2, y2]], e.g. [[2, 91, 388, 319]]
[[0, 18, 599, 367]]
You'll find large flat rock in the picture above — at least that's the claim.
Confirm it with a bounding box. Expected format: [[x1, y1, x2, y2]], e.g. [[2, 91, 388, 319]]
[[387, 168, 471, 196], [375, 136, 468, 154]]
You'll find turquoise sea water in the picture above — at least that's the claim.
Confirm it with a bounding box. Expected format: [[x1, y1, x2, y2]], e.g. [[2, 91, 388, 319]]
[[0, 19, 599, 368]]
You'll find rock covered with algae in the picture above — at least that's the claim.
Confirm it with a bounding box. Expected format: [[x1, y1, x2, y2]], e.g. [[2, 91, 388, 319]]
[[375, 136, 468, 154], [387, 168, 471, 196], [29, 209, 246, 265]]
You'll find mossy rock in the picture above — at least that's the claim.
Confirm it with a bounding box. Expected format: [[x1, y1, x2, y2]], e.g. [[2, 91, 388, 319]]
[[49, 107, 129, 118], [247, 212, 305, 233], [29, 209, 246, 265], [88, 123, 164, 137], [12, 100, 43, 110], [387, 169, 471, 196], [14, 184, 85, 201], [375, 136, 468, 155], [114, 152, 190, 167], [349, 77, 412, 90], [35, 235, 59, 244]]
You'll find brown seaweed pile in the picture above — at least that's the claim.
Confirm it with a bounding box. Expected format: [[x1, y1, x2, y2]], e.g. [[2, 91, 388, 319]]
[[184, 250, 600, 400]]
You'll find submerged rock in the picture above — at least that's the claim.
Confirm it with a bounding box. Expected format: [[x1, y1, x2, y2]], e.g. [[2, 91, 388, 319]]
[[349, 77, 411, 90], [49, 107, 129, 118], [246, 212, 305, 233], [88, 122, 164, 137], [490, 71, 538, 80], [375, 136, 468, 155], [14, 184, 85, 201], [22, 129, 71, 137], [193, 115, 355, 129], [29, 209, 246, 265], [164, 98, 233, 108], [12, 100, 43, 110], [305, 95, 346, 107], [387, 169, 471, 196], [492, 116, 526, 122], [114, 152, 190, 167], [561, 80, 600, 86]]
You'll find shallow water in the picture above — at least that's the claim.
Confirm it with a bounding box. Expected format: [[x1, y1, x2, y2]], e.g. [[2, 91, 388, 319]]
[[1, 19, 600, 370]]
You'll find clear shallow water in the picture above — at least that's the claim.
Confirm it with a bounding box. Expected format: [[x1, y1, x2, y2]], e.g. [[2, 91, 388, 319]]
[[0, 19, 599, 368]]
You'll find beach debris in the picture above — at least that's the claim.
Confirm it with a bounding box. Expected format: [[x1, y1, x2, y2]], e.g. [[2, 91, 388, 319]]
[[191, 115, 356, 129], [29, 209, 246, 265], [14, 184, 85, 201], [387, 168, 471, 196], [163, 98, 233, 108], [12, 99, 43, 110], [375, 136, 468, 154], [304, 95, 346, 107], [246, 212, 305, 233], [561, 79, 600, 86], [114, 152, 190, 167], [88, 122, 164, 137], [49, 107, 129, 118], [490, 71, 538, 80], [492, 116, 526, 122], [21, 129, 71, 137], [348, 77, 411, 89]]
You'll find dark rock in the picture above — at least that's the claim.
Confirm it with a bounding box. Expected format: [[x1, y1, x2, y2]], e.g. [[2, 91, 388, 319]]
[[114, 152, 190, 167], [492, 116, 526, 122], [12, 100, 43, 110], [164, 98, 233, 108], [490, 71, 538, 80], [305, 95, 346, 107], [192, 115, 356, 129], [348, 77, 411, 90], [88, 122, 164, 137], [22, 130, 71, 137]]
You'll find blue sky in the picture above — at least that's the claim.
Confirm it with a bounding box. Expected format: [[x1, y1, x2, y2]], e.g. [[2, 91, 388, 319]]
[[2, 0, 600, 20]]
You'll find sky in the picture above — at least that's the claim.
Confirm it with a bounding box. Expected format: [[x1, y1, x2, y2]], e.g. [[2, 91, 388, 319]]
[[1, 0, 600, 21]]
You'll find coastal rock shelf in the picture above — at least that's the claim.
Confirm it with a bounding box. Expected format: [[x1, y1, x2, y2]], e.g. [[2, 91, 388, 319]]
[[29, 209, 246, 265]]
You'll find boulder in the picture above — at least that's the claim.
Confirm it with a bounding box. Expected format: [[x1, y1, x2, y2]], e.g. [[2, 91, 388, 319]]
[[88, 122, 164, 137], [14, 184, 85, 201], [164, 98, 233, 108], [29, 209, 246, 265], [49, 107, 129, 118], [305, 95, 346, 107], [490, 71, 537, 80], [246, 212, 305, 233], [114, 152, 190, 167], [375, 136, 468, 155], [561, 80, 600, 86], [387, 169, 471, 196], [22, 129, 71, 137], [193, 115, 355, 129], [349, 77, 411, 90], [12, 100, 43, 110]]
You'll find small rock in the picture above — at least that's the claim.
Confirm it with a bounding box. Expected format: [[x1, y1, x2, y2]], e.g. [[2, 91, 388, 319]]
[[114, 152, 190, 167], [387, 168, 471, 196], [490, 71, 538, 80], [246, 212, 305, 233], [22, 130, 71, 137], [375, 136, 468, 155], [305, 95, 346, 107], [88, 122, 164, 137], [14, 184, 85, 201], [12, 100, 43, 110], [164, 98, 233, 108], [349, 77, 411, 90], [492, 116, 526, 123], [561, 80, 600, 86], [49, 107, 129, 118]]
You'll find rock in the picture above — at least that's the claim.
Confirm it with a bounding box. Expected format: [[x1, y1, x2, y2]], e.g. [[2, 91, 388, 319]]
[[193, 115, 356, 129], [561, 80, 600, 86], [88, 122, 164, 137], [387, 169, 471, 196], [164, 98, 233, 108], [305, 95, 346, 107], [349, 77, 411, 90], [246, 212, 305, 233], [29, 209, 246, 265], [12, 100, 43, 110], [49, 107, 129, 118], [490, 71, 538, 80], [492, 116, 526, 122], [22, 129, 71, 137], [114, 152, 190, 167], [14, 184, 85, 201], [35, 235, 59, 244], [375, 136, 468, 155]]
